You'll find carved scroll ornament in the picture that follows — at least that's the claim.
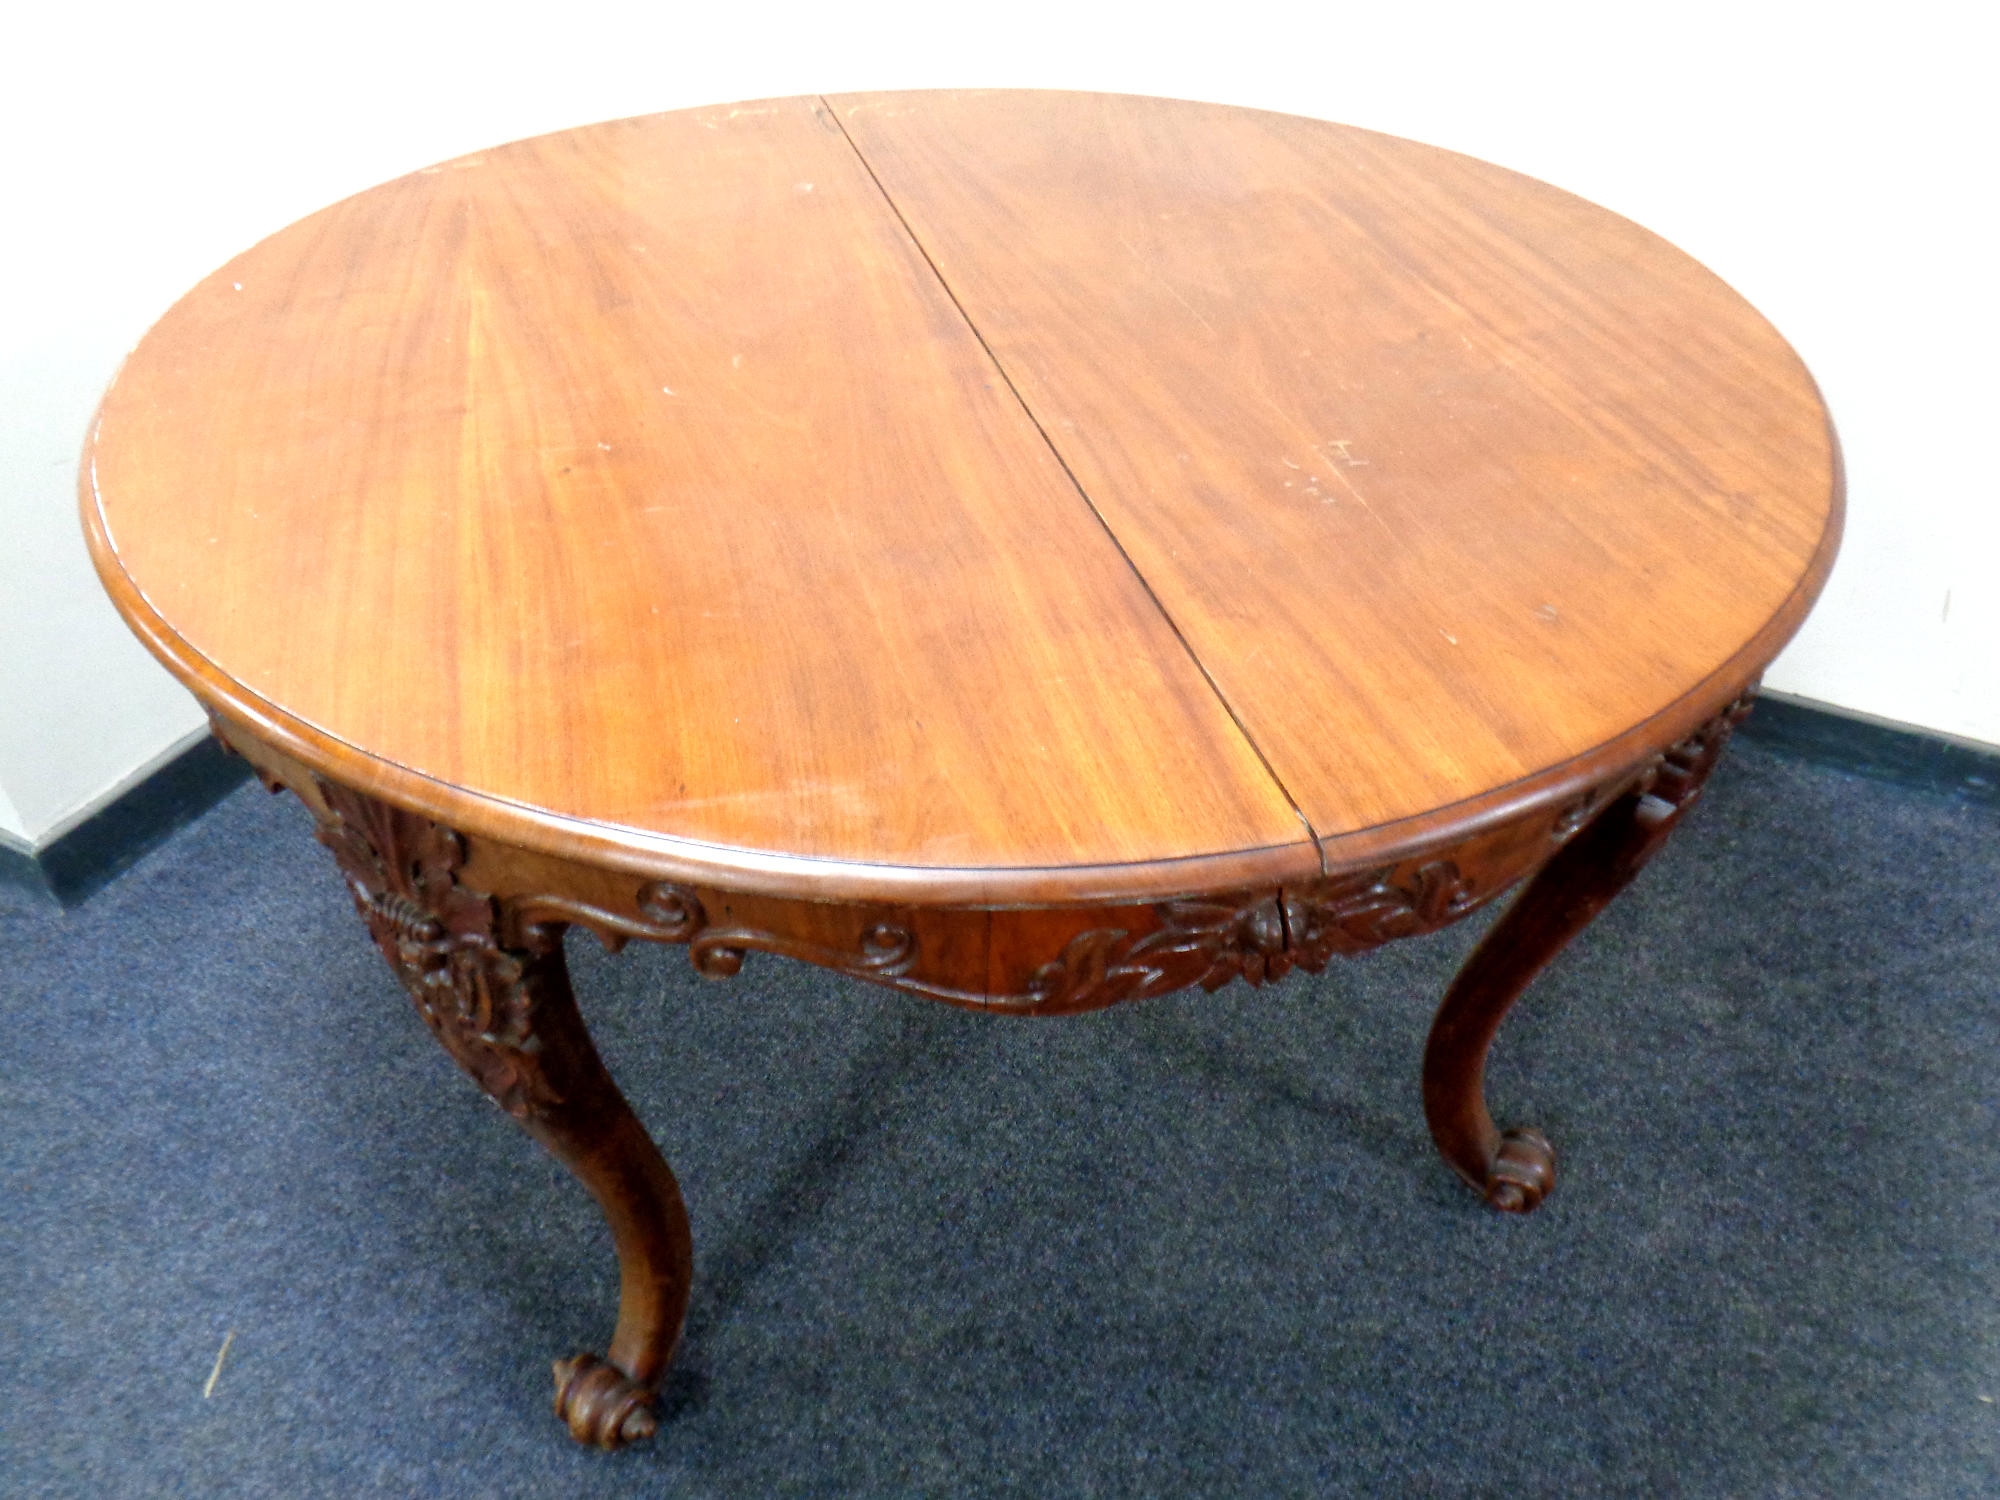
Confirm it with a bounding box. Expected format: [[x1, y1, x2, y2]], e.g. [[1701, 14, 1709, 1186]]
[[1632, 692, 1756, 827], [511, 883, 918, 983]]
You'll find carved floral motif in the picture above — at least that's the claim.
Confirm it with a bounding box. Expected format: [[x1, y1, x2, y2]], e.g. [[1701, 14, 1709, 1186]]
[[1017, 892, 1291, 1009], [312, 781, 560, 1120], [1286, 861, 1483, 964], [1001, 860, 1489, 1012]]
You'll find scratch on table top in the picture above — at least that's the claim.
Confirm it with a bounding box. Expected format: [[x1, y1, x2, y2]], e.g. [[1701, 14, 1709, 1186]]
[[1309, 442, 1396, 540], [1115, 236, 1218, 337]]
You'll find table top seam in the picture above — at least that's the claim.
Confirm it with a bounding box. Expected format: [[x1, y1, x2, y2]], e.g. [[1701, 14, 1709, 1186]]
[[818, 95, 1326, 872]]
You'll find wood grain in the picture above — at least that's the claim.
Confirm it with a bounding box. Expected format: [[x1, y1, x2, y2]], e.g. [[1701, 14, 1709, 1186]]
[[84, 97, 1310, 896], [830, 90, 1842, 860], [84, 90, 1840, 900]]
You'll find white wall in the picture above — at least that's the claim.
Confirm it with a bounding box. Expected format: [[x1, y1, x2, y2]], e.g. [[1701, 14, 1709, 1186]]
[[4, 0, 1994, 844], [0, 776, 24, 845]]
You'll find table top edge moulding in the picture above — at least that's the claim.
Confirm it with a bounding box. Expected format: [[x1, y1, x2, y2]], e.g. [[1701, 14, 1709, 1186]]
[[78, 88, 1843, 1449]]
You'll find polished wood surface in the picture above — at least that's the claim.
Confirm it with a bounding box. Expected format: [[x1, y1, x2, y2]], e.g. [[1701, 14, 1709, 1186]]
[[84, 97, 1310, 898], [832, 91, 1840, 858], [83, 91, 1838, 902], [83, 93, 1845, 1449]]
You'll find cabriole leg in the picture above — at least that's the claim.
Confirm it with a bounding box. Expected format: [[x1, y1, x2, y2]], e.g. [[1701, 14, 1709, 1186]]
[[309, 778, 691, 1448], [1422, 697, 1753, 1212]]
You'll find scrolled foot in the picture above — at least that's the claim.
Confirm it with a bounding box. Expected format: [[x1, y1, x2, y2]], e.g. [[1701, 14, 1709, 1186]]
[[1484, 1127, 1555, 1214], [553, 1352, 659, 1449]]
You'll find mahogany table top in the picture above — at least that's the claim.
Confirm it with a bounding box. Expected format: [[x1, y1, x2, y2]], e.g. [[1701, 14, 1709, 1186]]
[[82, 90, 1841, 906]]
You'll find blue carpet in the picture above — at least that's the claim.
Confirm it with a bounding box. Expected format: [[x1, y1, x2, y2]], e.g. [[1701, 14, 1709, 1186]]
[[3, 741, 1997, 1496]]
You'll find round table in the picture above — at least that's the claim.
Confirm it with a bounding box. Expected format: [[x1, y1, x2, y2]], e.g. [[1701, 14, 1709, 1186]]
[[81, 90, 1842, 1448]]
